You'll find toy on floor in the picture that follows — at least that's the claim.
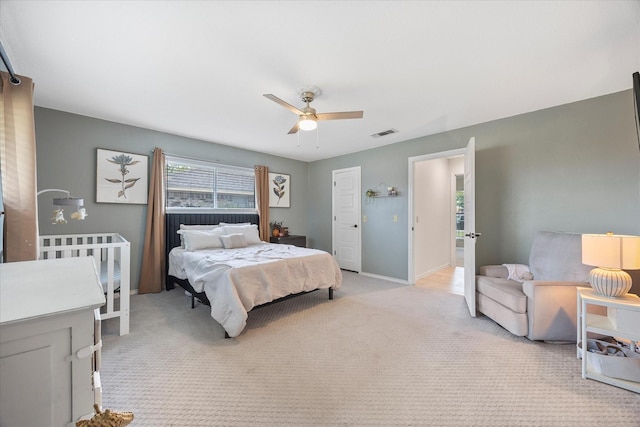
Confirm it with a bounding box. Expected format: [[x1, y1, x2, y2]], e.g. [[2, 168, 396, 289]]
[[76, 404, 134, 427]]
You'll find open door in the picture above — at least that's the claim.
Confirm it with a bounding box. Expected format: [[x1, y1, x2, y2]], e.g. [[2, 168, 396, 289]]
[[463, 137, 479, 317]]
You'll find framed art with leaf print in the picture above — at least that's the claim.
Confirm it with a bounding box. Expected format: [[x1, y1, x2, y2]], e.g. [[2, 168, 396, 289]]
[[96, 148, 148, 204], [269, 172, 290, 207]]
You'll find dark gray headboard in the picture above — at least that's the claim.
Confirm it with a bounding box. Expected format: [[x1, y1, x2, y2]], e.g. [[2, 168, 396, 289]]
[[165, 212, 260, 259]]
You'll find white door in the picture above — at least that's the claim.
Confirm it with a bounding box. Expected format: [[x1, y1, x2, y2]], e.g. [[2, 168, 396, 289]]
[[332, 167, 361, 272], [463, 137, 478, 317]]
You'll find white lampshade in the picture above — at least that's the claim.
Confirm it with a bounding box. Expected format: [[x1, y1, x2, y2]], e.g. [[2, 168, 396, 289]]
[[299, 117, 317, 131], [582, 233, 640, 297], [582, 234, 640, 269]]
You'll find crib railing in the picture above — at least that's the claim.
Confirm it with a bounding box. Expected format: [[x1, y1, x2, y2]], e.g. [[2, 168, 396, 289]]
[[39, 233, 130, 336]]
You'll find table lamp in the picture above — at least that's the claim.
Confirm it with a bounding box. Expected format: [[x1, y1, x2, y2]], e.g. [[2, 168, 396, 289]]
[[581, 233, 640, 297]]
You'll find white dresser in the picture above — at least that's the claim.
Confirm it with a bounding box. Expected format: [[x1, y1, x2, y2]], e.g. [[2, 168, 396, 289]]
[[0, 257, 105, 427]]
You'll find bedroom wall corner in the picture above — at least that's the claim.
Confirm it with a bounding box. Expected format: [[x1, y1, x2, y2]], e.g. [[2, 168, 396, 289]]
[[307, 90, 640, 283], [34, 107, 309, 291]]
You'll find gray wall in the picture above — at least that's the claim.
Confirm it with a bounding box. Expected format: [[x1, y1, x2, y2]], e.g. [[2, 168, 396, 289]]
[[35, 108, 309, 290], [35, 89, 640, 294], [307, 90, 640, 291]]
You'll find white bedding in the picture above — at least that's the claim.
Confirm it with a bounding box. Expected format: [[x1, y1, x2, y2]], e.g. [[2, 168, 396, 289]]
[[168, 242, 342, 337]]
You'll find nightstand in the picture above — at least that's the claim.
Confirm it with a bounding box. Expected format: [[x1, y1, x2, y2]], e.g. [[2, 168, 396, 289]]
[[270, 235, 306, 247], [577, 288, 640, 393]]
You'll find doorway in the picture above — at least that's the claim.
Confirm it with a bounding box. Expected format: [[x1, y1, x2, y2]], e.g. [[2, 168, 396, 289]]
[[409, 137, 477, 316], [408, 149, 465, 287]]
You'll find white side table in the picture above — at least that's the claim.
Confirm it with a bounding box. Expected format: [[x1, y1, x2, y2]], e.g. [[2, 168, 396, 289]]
[[577, 288, 640, 393]]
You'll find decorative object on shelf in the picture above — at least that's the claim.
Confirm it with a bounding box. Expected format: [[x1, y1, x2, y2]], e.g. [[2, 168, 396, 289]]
[[96, 149, 148, 204], [582, 232, 640, 297], [365, 184, 399, 202], [37, 188, 88, 224], [270, 220, 284, 237], [268, 172, 290, 207], [579, 338, 640, 383]]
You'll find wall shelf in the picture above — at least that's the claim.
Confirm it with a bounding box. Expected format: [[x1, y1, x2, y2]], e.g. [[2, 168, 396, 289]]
[[369, 193, 398, 198], [366, 185, 399, 199]]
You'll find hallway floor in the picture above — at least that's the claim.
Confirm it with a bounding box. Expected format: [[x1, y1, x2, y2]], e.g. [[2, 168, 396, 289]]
[[415, 266, 464, 296]]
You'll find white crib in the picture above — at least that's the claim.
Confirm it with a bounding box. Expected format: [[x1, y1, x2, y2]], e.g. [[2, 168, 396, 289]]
[[39, 233, 130, 336]]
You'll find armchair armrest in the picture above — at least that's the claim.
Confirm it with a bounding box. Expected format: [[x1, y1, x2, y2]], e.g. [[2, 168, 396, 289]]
[[479, 265, 509, 279], [522, 280, 590, 341]]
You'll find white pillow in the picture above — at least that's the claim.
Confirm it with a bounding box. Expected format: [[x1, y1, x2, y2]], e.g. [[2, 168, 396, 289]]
[[220, 233, 247, 249], [218, 222, 251, 226], [180, 224, 220, 231], [222, 224, 261, 245], [178, 224, 220, 247], [180, 229, 226, 251]]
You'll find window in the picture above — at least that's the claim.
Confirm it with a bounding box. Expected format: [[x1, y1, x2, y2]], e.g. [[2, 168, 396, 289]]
[[455, 175, 464, 238], [165, 156, 256, 211]]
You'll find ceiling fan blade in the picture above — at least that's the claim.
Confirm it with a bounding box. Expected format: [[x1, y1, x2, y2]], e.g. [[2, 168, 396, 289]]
[[263, 94, 304, 115], [287, 122, 300, 134], [316, 111, 364, 121]]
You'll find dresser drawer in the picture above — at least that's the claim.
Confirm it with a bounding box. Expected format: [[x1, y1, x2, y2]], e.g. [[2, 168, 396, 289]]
[[270, 235, 306, 247]]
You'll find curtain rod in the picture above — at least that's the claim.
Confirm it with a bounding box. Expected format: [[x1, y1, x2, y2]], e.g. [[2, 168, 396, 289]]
[[156, 150, 257, 170], [0, 40, 21, 85]]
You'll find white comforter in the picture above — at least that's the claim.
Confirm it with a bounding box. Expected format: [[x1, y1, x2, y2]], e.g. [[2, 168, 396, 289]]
[[168, 243, 342, 337]]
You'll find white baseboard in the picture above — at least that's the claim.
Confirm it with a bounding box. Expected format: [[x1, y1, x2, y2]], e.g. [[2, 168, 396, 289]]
[[358, 271, 409, 285], [110, 289, 138, 298], [415, 263, 451, 280]]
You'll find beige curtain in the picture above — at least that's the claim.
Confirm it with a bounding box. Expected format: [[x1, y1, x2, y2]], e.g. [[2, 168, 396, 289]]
[[139, 147, 166, 293], [254, 165, 269, 241], [0, 71, 38, 262]]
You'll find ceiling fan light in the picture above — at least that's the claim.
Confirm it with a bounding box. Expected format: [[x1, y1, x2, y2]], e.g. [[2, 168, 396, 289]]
[[299, 117, 317, 131]]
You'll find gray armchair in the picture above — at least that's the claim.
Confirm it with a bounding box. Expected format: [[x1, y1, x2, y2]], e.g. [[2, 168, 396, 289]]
[[476, 231, 592, 342]]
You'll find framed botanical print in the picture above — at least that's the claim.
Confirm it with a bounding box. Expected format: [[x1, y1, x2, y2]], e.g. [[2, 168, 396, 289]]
[[269, 172, 290, 207], [96, 149, 148, 204]]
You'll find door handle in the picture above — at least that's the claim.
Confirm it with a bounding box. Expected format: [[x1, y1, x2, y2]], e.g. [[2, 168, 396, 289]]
[[464, 232, 481, 239], [351, 224, 358, 228]]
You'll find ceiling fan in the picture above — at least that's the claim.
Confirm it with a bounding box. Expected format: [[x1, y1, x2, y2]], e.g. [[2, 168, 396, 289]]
[[263, 86, 364, 134]]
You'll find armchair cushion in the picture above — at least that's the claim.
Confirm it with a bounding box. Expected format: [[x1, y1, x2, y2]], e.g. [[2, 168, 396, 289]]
[[479, 265, 509, 279], [477, 276, 527, 314]]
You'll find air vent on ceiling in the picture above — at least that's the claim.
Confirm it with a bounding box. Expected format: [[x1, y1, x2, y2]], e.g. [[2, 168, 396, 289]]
[[371, 128, 398, 138]]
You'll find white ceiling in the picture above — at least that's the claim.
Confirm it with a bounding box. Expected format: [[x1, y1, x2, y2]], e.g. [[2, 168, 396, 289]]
[[1, 1, 639, 162]]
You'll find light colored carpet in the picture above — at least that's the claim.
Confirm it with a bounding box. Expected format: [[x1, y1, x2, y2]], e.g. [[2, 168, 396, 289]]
[[101, 272, 640, 426]]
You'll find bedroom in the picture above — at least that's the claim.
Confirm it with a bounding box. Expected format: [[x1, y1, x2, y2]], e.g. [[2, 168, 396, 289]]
[[1, 1, 640, 425], [1, 1, 638, 287]]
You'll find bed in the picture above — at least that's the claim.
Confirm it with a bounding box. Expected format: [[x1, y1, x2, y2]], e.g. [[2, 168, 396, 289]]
[[165, 213, 342, 337]]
